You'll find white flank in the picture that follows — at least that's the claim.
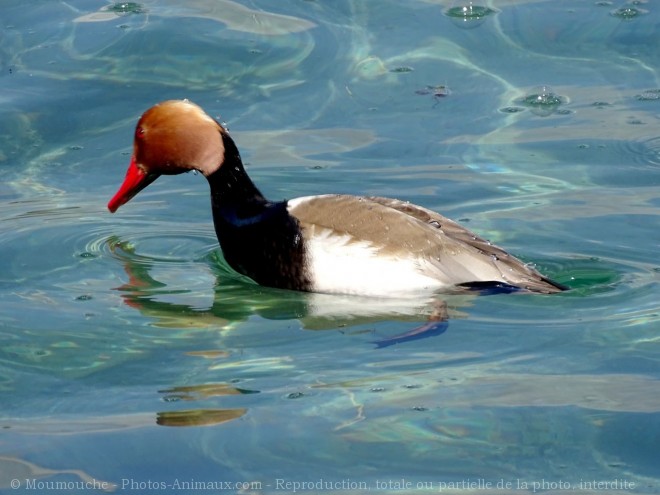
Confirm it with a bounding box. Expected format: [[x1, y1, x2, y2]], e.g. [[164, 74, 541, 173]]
[[287, 195, 449, 297], [302, 228, 446, 297]]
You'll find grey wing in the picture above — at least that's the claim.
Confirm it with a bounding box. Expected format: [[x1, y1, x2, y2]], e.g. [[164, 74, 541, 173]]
[[366, 196, 566, 293]]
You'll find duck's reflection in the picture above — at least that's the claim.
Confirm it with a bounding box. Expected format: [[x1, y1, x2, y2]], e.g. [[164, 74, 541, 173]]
[[110, 237, 476, 348], [109, 239, 559, 427]]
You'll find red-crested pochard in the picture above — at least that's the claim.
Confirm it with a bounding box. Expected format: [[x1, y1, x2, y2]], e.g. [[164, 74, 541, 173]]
[[108, 100, 567, 297]]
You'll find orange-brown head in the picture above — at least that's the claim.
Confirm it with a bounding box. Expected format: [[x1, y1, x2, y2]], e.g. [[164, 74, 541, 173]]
[[108, 100, 225, 212]]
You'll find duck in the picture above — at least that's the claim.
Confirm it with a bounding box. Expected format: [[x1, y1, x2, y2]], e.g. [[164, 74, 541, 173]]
[[107, 99, 567, 297]]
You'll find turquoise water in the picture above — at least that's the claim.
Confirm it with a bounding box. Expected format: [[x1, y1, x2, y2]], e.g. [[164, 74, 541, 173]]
[[1, 0, 659, 493]]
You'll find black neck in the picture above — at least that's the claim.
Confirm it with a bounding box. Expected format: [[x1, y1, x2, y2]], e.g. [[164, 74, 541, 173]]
[[206, 132, 267, 207], [205, 131, 310, 291], [207, 132, 287, 230]]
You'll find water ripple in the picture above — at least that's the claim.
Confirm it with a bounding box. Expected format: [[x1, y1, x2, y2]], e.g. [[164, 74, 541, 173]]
[[88, 227, 218, 265], [0, 198, 218, 282], [620, 135, 660, 167]]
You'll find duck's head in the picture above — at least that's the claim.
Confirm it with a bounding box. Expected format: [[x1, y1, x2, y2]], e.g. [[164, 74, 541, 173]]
[[108, 100, 225, 213]]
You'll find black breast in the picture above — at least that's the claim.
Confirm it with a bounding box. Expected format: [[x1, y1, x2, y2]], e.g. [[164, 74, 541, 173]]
[[206, 131, 311, 291], [212, 200, 311, 291]]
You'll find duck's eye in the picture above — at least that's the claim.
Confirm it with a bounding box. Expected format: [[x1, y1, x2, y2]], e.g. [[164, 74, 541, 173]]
[[135, 126, 145, 139]]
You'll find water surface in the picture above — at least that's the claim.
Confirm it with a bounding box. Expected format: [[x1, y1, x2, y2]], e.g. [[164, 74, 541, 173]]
[[1, 0, 659, 493]]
